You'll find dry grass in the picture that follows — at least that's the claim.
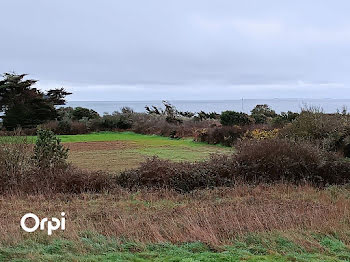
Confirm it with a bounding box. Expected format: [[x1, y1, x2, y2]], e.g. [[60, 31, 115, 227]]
[[1, 184, 350, 247]]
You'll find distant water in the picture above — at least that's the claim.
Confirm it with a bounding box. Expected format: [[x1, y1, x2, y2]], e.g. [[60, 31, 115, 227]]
[[62, 99, 350, 115]]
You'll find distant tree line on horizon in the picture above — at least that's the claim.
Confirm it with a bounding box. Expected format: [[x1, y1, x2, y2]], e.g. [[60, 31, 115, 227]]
[[2, 72, 350, 159], [0, 72, 302, 131]]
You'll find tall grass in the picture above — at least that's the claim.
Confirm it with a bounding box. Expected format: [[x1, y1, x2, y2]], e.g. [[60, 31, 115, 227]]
[[2, 185, 350, 246]]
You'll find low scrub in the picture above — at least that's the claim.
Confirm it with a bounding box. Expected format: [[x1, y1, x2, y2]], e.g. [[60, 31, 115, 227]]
[[0, 130, 113, 194], [117, 156, 235, 192], [281, 111, 350, 157], [118, 138, 350, 191], [220, 110, 252, 126], [234, 138, 350, 184], [2, 132, 350, 194], [194, 126, 246, 146]]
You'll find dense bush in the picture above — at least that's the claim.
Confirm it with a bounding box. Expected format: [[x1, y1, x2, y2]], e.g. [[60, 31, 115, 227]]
[[117, 138, 350, 191], [57, 107, 99, 121], [117, 156, 235, 192], [281, 111, 350, 157], [71, 107, 99, 121], [33, 129, 69, 169], [220, 111, 252, 126], [234, 138, 350, 184], [0, 131, 113, 194], [131, 113, 219, 138], [250, 104, 277, 124], [194, 126, 247, 146], [97, 113, 133, 130], [271, 111, 299, 127], [41, 120, 89, 135], [243, 128, 279, 140], [0, 134, 33, 190]]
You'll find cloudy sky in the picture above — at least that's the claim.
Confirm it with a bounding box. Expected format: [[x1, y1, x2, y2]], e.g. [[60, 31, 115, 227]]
[[0, 0, 349, 100]]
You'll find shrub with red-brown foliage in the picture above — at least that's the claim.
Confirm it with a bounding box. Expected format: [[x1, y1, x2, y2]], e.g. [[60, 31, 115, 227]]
[[117, 156, 235, 192], [0, 164, 114, 194], [234, 138, 350, 184], [194, 126, 246, 146], [41, 120, 89, 135], [118, 138, 350, 191], [193, 124, 272, 146], [131, 113, 219, 138]]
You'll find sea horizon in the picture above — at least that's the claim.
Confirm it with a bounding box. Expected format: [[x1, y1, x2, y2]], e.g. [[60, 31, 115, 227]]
[[62, 98, 350, 115]]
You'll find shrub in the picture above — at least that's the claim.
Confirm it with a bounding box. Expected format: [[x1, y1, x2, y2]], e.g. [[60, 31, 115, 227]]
[[194, 126, 246, 146], [220, 111, 252, 126], [250, 104, 277, 124], [251, 104, 277, 117], [251, 113, 267, 124], [117, 156, 235, 192], [98, 113, 133, 130], [234, 138, 350, 184], [72, 107, 99, 120], [145, 101, 184, 123], [272, 111, 299, 127], [41, 120, 89, 135], [0, 133, 33, 190], [18, 167, 114, 194], [117, 138, 350, 192], [57, 120, 72, 134], [281, 111, 350, 156], [0, 130, 114, 194], [243, 129, 279, 140], [194, 111, 220, 121], [33, 129, 69, 169]]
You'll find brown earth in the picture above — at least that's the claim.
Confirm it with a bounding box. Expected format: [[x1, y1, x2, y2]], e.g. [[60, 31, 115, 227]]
[[64, 141, 138, 152]]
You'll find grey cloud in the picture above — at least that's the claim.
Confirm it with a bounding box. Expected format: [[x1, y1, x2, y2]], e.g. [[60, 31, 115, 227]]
[[0, 0, 350, 99]]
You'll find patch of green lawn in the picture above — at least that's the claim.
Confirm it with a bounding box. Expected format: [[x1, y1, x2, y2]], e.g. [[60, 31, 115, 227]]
[[2, 233, 350, 262], [57, 131, 226, 149], [64, 132, 232, 170], [129, 145, 229, 162], [2, 132, 233, 171]]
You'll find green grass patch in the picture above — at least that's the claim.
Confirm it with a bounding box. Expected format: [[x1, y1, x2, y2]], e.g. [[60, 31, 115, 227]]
[[1, 132, 233, 171], [63, 132, 233, 170], [2, 233, 350, 262], [57, 131, 229, 149]]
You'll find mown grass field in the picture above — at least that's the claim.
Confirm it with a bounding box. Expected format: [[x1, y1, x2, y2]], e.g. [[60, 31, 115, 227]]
[[61, 132, 233, 171], [1, 131, 233, 171]]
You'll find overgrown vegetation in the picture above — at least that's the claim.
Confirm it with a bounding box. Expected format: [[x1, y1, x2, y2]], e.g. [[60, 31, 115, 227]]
[[0, 130, 112, 194], [2, 73, 350, 260], [2, 130, 350, 194]]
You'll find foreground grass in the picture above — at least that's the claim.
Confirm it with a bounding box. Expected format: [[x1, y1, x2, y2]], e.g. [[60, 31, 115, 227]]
[[2, 185, 350, 245], [2, 185, 350, 261], [2, 233, 350, 261]]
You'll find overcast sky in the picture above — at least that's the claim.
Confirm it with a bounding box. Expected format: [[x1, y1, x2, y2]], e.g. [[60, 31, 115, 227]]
[[0, 0, 350, 100]]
